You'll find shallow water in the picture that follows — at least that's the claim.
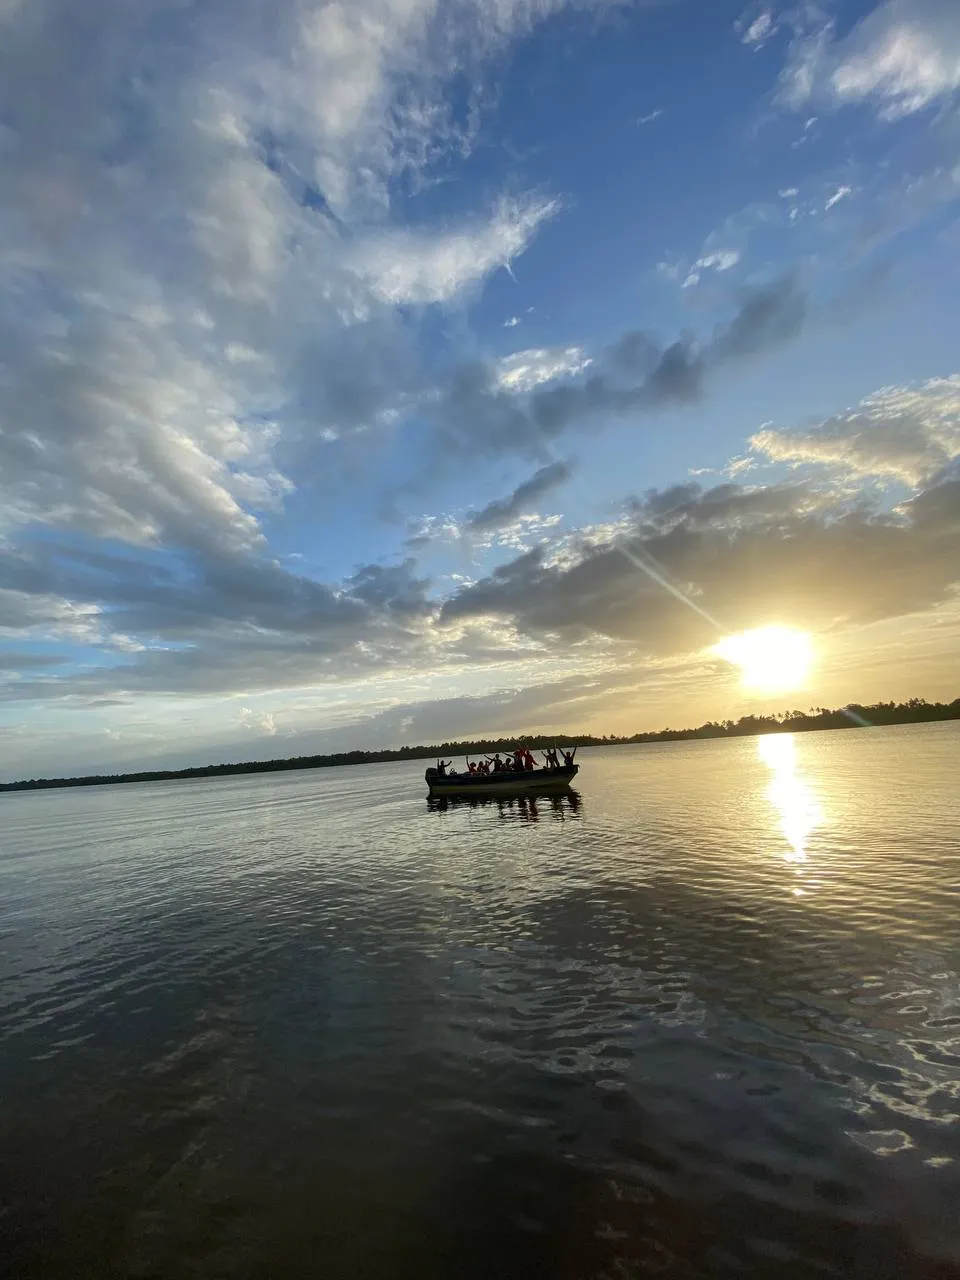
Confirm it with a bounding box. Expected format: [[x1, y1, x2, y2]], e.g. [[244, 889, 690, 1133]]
[[2, 723, 959, 1279]]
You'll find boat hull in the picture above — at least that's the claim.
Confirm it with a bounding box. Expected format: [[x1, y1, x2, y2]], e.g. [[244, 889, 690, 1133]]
[[425, 764, 578, 796]]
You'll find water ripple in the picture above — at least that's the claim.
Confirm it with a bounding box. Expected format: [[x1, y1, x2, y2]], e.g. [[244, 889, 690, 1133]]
[[1, 723, 959, 1278]]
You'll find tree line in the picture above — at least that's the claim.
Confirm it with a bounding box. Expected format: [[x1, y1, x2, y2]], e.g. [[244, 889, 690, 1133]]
[[2, 697, 957, 793]]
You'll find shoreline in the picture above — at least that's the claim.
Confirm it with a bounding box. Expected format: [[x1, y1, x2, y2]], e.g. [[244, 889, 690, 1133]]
[[2, 699, 957, 793]]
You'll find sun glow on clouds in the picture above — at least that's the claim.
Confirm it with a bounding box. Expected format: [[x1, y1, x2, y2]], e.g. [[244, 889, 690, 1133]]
[[712, 625, 814, 693]]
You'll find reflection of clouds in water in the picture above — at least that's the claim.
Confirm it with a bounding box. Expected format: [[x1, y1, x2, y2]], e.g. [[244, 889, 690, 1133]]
[[757, 734, 824, 868]]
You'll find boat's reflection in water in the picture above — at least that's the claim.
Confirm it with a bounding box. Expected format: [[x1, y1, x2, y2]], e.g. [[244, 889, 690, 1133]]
[[427, 788, 582, 822]]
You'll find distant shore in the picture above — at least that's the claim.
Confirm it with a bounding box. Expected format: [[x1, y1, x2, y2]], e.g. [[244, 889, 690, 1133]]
[[2, 698, 957, 793]]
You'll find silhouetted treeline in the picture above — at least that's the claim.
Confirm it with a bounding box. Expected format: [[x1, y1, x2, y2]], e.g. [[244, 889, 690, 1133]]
[[2, 697, 957, 793]]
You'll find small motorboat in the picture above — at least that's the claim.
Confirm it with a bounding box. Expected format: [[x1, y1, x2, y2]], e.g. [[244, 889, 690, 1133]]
[[425, 762, 578, 797]]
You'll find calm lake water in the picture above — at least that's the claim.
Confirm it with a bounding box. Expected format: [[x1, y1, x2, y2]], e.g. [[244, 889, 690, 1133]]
[[2, 724, 959, 1279]]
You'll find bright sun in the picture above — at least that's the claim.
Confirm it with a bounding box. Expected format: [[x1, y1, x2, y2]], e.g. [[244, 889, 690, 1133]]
[[711, 625, 814, 693]]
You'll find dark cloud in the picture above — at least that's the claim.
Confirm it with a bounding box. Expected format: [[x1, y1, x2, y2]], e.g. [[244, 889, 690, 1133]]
[[605, 330, 662, 376], [903, 474, 960, 533], [467, 461, 572, 532], [632, 480, 820, 530], [290, 318, 424, 441], [709, 275, 807, 361], [345, 559, 432, 618], [425, 277, 805, 461], [441, 475, 960, 654]]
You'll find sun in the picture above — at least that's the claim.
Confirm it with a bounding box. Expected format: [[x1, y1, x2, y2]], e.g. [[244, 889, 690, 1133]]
[[711, 625, 814, 693]]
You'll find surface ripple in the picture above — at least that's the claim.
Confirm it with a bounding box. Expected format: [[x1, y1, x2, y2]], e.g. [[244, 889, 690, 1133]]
[[1, 723, 959, 1278]]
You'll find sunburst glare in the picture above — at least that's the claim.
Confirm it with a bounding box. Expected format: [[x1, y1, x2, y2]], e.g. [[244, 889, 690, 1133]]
[[712, 625, 814, 693]]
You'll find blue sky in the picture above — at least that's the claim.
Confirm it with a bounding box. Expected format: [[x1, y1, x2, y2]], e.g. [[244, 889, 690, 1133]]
[[1, 0, 959, 779]]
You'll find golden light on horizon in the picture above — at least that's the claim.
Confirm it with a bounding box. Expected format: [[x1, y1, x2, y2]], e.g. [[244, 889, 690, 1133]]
[[712, 624, 814, 693]]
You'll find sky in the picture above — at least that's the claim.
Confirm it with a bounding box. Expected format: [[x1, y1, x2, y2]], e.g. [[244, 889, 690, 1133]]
[[1, 0, 960, 780]]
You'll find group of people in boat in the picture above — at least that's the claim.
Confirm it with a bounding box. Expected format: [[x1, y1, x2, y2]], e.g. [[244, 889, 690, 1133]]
[[434, 746, 577, 777]]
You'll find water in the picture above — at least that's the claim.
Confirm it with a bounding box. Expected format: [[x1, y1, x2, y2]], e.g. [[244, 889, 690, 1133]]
[[2, 723, 959, 1279]]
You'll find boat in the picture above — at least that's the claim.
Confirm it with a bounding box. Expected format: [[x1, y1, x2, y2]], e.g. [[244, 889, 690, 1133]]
[[424, 762, 578, 797]]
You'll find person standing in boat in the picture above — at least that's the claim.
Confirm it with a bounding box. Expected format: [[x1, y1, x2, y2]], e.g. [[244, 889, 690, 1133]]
[[562, 747, 577, 768]]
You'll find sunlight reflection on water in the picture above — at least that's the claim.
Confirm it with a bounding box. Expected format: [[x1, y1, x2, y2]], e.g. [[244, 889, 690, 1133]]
[[757, 733, 825, 882]]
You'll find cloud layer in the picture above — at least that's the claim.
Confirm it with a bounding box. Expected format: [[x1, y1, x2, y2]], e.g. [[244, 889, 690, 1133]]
[[0, 0, 588, 565], [442, 462, 960, 658]]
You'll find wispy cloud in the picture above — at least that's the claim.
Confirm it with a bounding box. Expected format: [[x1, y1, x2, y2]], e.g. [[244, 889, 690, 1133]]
[[495, 345, 592, 393], [740, 9, 779, 49], [682, 248, 741, 288], [778, 0, 960, 120], [824, 184, 853, 212], [352, 196, 560, 305]]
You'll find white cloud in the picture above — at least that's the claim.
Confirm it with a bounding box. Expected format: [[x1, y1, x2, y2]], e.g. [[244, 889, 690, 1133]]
[[0, 0, 578, 563], [778, 0, 960, 120], [405, 512, 464, 547], [495, 345, 592, 392], [504, 315, 521, 327], [471, 511, 564, 553], [682, 248, 741, 289], [637, 107, 664, 124], [824, 183, 852, 211], [742, 11, 775, 47], [240, 706, 277, 736], [351, 195, 559, 304], [750, 377, 960, 486]]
